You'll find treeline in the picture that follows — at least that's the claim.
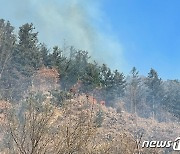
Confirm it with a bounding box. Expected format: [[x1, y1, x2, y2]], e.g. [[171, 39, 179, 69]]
[[0, 19, 179, 121]]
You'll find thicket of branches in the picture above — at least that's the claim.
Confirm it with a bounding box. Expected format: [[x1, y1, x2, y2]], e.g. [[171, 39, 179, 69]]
[[0, 93, 160, 154]]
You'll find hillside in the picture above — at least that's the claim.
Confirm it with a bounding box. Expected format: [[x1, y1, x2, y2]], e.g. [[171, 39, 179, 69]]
[[0, 19, 179, 153], [0, 93, 179, 154]]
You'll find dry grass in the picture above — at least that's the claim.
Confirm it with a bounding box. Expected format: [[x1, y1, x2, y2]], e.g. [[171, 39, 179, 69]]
[[0, 94, 178, 153]]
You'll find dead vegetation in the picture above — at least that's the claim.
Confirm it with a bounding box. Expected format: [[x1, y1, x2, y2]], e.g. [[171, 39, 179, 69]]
[[0, 92, 166, 154]]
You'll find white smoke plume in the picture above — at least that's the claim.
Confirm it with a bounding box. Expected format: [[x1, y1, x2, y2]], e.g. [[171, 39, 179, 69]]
[[0, 0, 125, 70]]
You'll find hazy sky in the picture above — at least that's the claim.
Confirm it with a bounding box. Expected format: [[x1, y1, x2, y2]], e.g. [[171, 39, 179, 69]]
[[0, 0, 179, 79]]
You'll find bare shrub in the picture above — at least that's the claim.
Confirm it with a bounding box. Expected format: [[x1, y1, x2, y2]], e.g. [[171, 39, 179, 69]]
[[1, 93, 99, 153], [1, 93, 162, 154]]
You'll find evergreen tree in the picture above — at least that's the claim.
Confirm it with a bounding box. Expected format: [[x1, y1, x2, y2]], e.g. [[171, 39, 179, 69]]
[[125, 67, 141, 113], [0, 19, 16, 100], [81, 62, 101, 93], [39, 44, 50, 66], [112, 69, 126, 99], [145, 68, 163, 119], [0, 19, 16, 79], [99, 64, 126, 106], [13, 23, 41, 76], [61, 49, 89, 90], [163, 80, 180, 119], [8, 23, 42, 100]]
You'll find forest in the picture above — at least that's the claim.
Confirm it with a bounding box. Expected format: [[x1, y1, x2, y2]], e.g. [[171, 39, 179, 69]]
[[0, 19, 180, 153]]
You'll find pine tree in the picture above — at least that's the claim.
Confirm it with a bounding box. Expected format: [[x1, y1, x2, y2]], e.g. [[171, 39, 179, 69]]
[[163, 80, 180, 119], [145, 68, 163, 119], [112, 69, 126, 99], [82, 62, 101, 93], [13, 23, 41, 76], [0, 19, 16, 80], [0, 19, 16, 100], [99, 64, 126, 107], [126, 67, 141, 114]]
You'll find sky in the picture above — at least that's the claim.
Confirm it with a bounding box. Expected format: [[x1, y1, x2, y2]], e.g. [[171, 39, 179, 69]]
[[0, 0, 179, 80]]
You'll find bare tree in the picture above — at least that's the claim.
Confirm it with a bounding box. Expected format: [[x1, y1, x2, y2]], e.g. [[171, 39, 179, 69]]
[[2, 93, 99, 154]]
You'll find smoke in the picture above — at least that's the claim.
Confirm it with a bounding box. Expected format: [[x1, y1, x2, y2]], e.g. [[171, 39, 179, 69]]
[[0, 0, 125, 70]]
